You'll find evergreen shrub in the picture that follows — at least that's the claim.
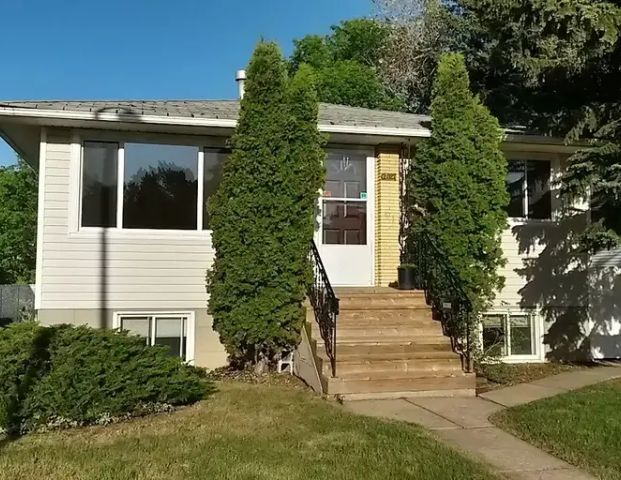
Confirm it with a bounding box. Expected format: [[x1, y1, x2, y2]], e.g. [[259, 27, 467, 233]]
[[207, 42, 324, 370], [0, 323, 210, 434], [406, 53, 508, 313]]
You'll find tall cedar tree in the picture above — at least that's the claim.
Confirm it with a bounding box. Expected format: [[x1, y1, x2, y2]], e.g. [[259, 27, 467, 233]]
[[408, 53, 508, 313], [207, 43, 324, 370]]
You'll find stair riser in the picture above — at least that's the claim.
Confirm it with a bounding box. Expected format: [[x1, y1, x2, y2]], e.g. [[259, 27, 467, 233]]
[[322, 360, 463, 376], [335, 290, 426, 299], [326, 374, 475, 395], [311, 326, 445, 338], [339, 304, 429, 311], [335, 316, 437, 326], [338, 389, 475, 401], [315, 336, 451, 347], [316, 342, 454, 356], [318, 352, 458, 363]]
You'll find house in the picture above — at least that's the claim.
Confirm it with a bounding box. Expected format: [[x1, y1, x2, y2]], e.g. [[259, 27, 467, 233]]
[[0, 86, 619, 397]]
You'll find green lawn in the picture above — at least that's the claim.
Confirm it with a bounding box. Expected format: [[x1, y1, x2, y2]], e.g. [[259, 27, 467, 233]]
[[0, 379, 496, 480], [492, 379, 621, 480], [477, 362, 585, 390]]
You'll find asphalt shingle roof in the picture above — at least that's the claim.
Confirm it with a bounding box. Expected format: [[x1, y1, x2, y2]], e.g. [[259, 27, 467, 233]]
[[0, 100, 430, 131]]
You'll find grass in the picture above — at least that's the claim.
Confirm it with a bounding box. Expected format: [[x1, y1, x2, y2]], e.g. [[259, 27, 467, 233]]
[[477, 362, 585, 389], [0, 379, 497, 480], [492, 379, 621, 480]]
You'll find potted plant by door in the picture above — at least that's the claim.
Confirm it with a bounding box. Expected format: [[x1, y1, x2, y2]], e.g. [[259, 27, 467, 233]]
[[397, 264, 416, 290]]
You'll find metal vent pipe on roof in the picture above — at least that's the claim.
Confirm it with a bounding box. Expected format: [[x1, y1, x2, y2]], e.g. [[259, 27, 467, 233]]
[[235, 70, 247, 99]]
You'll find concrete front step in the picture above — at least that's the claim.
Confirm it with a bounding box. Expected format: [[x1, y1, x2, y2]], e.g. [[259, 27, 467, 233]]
[[325, 373, 475, 396], [315, 335, 451, 347], [317, 342, 455, 360], [305, 287, 473, 398], [321, 358, 463, 376], [339, 302, 429, 311], [311, 325, 446, 340], [337, 310, 436, 323], [336, 321, 438, 330], [335, 287, 425, 295]]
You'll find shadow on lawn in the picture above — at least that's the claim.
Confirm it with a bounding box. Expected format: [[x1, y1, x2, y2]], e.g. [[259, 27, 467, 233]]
[[513, 209, 621, 361], [1, 326, 56, 450]]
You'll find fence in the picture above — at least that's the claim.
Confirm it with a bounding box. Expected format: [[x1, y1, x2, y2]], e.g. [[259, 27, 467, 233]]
[[0, 284, 35, 326]]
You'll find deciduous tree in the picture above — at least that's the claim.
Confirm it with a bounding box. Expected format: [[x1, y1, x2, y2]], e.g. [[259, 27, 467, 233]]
[[0, 158, 37, 284], [290, 19, 402, 110]]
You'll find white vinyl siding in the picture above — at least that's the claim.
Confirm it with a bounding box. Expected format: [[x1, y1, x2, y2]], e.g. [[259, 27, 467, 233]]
[[493, 152, 588, 309], [489, 152, 591, 360], [588, 248, 621, 359], [37, 129, 216, 310]]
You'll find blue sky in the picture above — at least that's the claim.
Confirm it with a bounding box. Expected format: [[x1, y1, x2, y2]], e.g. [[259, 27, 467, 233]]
[[0, 0, 373, 166]]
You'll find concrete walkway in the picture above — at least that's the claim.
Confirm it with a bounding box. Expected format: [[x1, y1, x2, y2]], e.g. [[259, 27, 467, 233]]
[[344, 363, 621, 480]]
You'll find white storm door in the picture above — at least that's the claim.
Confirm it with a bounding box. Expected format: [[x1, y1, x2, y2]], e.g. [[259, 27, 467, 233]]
[[317, 149, 375, 286]]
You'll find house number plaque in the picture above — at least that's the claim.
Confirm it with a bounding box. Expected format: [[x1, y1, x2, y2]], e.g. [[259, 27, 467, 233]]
[[380, 173, 397, 181]]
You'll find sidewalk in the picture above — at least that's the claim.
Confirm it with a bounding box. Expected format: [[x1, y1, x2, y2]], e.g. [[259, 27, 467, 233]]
[[344, 363, 621, 480]]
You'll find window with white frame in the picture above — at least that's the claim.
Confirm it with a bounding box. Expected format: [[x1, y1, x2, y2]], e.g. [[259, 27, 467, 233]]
[[115, 313, 194, 362], [81, 141, 118, 227], [481, 312, 539, 359], [80, 141, 227, 230], [506, 159, 552, 220], [321, 150, 368, 245]]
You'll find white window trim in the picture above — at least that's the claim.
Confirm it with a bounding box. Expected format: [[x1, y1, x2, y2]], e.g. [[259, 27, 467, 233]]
[[507, 158, 553, 223], [76, 135, 227, 237], [318, 147, 375, 246], [480, 309, 544, 362], [113, 311, 196, 365]]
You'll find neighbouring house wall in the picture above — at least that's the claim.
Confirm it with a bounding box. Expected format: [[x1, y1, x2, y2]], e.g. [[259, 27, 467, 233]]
[[374, 146, 401, 287], [588, 249, 621, 359], [36, 128, 228, 368], [493, 150, 590, 361]]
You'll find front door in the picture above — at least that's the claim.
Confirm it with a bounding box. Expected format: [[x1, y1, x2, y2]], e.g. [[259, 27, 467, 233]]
[[316, 148, 375, 286]]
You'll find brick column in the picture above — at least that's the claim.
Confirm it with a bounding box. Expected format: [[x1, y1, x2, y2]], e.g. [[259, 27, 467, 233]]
[[374, 147, 401, 286]]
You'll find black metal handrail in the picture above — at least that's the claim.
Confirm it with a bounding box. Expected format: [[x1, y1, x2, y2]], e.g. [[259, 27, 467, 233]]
[[307, 240, 339, 377], [410, 229, 474, 372]]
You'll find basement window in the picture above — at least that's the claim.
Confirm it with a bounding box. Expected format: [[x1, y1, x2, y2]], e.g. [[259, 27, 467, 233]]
[[481, 312, 540, 360], [114, 312, 194, 362]]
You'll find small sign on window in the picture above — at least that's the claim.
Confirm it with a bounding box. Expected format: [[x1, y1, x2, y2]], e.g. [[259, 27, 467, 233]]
[[360, 192, 367, 200]]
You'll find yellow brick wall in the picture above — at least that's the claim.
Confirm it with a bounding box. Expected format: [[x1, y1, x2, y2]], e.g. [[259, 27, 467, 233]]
[[375, 147, 401, 286]]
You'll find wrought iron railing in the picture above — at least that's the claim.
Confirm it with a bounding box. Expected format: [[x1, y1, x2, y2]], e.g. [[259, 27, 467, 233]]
[[307, 240, 339, 377], [410, 230, 474, 372]]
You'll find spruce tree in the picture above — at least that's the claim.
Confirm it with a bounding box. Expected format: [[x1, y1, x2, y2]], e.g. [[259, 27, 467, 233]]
[[207, 43, 323, 371], [407, 52, 508, 313]]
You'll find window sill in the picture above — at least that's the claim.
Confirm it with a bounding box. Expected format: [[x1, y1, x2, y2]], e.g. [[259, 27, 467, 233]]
[[70, 228, 213, 241], [498, 355, 545, 364], [507, 217, 556, 226]]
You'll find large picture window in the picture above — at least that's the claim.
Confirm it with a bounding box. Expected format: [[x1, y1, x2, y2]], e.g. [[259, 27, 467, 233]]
[[123, 143, 199, 230], [80, 141, 227, 231], [506, 159, 552, 219]]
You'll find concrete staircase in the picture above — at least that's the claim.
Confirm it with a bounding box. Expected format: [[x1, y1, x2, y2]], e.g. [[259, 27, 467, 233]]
[[306, 287, 475, 400]]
